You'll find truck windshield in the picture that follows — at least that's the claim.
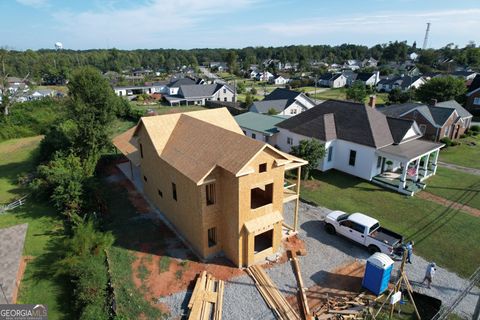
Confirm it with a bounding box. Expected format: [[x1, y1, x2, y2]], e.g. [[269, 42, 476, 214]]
[[337, 214, 349, 221], [369, 223, 380, 234]]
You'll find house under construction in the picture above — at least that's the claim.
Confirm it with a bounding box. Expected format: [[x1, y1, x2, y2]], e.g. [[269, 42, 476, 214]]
[[113, 108, 307, 267]]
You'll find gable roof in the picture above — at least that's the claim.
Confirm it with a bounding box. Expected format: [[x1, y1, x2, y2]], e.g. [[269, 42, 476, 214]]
[[468, 74, 480, 93], [168, 78, 196, 88], [277, 100, 394, 148], [263, 88, 302, 104], [250, 99, 290, 114], [113, 108, 305, 184], [234, 112, 287, 136], [356, 72, 375, 82], [386, 117, 419, 144], [179, 83, 227, 98], [435, 100, 472, 119]]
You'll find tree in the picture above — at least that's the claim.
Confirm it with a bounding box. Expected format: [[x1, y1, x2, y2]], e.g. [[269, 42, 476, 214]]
[[236, 81, 246, 94], [32, 152, 87, 218], [245, 92, 253, 107], [290, 139, 326, 180], [226, 50, 238, 74], [67, 67, 118, 173], [415, 76, 467, 104], [267, 108, 278, 115], [388, 88, 411, 104], [346, 81, 367, 103]]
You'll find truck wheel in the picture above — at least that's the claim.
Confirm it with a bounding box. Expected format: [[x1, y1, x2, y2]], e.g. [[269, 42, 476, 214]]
[[368, 245, 380, 254], [324, 224, 336, 235]]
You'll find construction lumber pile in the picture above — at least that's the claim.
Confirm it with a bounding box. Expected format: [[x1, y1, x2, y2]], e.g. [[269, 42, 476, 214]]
[[247, 265, 301, 320], [314, 293, 374, 319], [187, 271, 224, 320], [289, 251, 313, 320]]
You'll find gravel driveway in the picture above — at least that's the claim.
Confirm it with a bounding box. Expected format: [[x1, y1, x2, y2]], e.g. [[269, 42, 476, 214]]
[[159, 201, 478, 319]]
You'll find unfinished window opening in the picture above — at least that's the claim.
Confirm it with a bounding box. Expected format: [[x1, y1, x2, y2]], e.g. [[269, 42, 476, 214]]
[[250, 183, 273, 209], [208, 227, 217, 247], [143, 175, 147, 182], [206, 183, 216, 206], [158, 189, 163, 197], [172, 183, 177, 201], [140, 143, 144, 158], [259, 163, 267, 173], [254, 229, 273, 253]]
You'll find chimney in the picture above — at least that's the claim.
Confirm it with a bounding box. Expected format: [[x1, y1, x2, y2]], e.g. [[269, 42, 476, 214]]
[[368, 95, 377, 108], [429, 98, 437, 106]]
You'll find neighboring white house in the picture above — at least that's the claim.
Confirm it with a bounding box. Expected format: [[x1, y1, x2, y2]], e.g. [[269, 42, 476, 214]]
[[376, 76, 426, 93], [164, 83, 236, 106], [318, 73, 347, 88], [355, 71, 380, 86], [255, 71, 274, 82], [269, 75, 289, 85], [273, 100, 444, 196], [249, 88, 317, 117], [30, 89, 55, 100]]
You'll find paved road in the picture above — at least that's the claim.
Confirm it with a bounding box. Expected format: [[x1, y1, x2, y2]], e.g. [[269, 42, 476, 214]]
[[438, 161, 480, 176]]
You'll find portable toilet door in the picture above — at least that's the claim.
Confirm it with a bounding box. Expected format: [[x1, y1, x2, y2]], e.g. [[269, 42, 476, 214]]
[[362, 252, 394, 295]]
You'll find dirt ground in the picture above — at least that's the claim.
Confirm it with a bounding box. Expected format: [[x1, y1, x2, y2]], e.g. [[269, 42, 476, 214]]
[[286, 260, 370, 314], [418, 192, 480, 217]]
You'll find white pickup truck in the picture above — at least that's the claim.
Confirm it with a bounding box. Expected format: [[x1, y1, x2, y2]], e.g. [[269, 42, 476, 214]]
[[324, 211, 403, 255]]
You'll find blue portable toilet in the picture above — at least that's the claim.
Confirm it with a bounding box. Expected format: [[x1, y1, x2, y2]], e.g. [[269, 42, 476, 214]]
[[362, 252, 394, 295]]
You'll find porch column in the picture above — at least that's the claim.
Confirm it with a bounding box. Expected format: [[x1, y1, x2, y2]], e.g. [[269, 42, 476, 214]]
[[431, 150, 440, 175], [413, 159, 421, 181], [398, 161, 409, 191], [422, 153, 430, 178], [294, 167, 301, 233]]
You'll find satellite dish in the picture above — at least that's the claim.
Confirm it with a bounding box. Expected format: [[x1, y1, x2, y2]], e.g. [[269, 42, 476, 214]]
[[54, 42, 63, 50]]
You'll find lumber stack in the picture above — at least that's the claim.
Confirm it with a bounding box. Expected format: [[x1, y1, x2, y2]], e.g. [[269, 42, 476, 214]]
[[314, 293, 373, 319], [247, 265, 301, 320], [187, 271, 224, 320], [289, 251, 313, 320]]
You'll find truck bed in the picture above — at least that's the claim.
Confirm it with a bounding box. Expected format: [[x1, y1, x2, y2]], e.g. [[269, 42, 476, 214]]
[[369, 227, 403, 246]]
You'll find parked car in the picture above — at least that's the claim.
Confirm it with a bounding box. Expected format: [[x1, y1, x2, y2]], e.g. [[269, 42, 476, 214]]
[[324, 211, 403, 255]]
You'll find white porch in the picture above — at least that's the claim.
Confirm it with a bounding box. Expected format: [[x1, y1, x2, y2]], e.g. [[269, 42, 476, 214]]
[[372, 140, 444, 196]]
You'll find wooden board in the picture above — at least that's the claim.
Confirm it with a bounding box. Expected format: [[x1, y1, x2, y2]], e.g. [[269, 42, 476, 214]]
[[187, 271, 224, 320]]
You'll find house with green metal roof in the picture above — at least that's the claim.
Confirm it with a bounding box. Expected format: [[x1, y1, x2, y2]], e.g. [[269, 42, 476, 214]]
[[234, 112, 287, 145]]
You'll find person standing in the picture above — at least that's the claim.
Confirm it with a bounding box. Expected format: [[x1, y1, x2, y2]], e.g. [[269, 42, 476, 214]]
[[406, 241, 414, 264], [422, 262, 436, 289]]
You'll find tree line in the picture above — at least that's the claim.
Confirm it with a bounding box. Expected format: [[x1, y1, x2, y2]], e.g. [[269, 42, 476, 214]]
[[1, 41, 479, 82]]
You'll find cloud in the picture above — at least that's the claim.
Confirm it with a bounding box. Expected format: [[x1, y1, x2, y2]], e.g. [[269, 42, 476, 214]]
[[242, 8, 480, 47], [51, 0, 257, 49], [16, 0, 47, 8]]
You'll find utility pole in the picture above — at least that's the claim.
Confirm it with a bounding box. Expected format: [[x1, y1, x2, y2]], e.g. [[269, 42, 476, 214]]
[[422, 22, 431, 50]]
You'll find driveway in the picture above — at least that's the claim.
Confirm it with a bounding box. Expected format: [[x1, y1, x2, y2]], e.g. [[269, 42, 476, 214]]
[[159, 201, 478, 319]]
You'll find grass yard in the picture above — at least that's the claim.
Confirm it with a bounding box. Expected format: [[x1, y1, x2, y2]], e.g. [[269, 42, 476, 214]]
[[308, 88, 389, 105], [0, 136, 73, 319], [298, 170, 480, 278], [439, 134, 480, 169], [426, 167, 480, 210]]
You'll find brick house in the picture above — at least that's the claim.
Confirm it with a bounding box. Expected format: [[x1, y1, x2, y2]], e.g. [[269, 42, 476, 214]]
[[379, 100, 473, 141]]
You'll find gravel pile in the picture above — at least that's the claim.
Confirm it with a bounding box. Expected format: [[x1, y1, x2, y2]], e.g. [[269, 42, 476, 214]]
[[159, 201, 478, 319]]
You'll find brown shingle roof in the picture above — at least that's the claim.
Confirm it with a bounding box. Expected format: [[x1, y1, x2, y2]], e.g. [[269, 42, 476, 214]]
[[277, 100, 394, 148], [113, 108, 306, 184]]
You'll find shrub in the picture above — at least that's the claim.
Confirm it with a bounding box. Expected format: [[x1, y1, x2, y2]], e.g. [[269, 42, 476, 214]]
[[440, 137, 452, 147], [460, 134, 467, 139], [470, 125, 480, 132]]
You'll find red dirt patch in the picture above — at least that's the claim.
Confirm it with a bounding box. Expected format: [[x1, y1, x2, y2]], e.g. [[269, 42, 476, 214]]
[[418, 192, 480, 217], [117, 178, 151, 214]]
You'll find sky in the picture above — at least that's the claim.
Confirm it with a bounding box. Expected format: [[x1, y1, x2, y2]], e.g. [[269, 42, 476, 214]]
[[1, 0, 479, 50]]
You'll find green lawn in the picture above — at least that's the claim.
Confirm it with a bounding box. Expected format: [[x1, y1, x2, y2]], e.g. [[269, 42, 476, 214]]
[[308, 88, 388, 104], [102, 174, 166, 319], [0, 137, 73, 319], [299, 170, 480, 278], [426, 167, 480, 210], [439, 134, 480, 169]]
